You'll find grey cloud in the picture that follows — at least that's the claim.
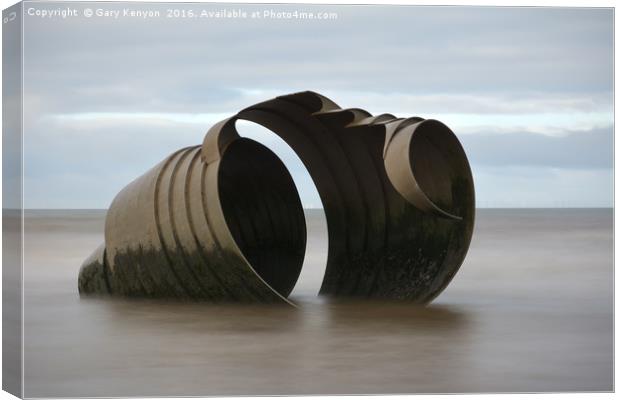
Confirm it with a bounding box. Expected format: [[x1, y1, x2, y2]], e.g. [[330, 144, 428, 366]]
[[460, 127, 613, 169], [23, 116, 206, 208], [17, 3, 614, 208], [22, 5, 613, 114], [473, 166, 612, 208]]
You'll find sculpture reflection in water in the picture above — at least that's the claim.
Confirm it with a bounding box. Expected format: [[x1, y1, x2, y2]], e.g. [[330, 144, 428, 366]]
[[78, 91, 475, 305]]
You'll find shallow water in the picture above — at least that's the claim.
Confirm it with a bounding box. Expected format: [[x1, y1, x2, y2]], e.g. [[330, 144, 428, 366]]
[[20, 209, 612, 397]]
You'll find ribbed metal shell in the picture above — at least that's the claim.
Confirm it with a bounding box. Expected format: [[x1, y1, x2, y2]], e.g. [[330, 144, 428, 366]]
[[79, 91, 475, 304], [79, 139, 305, 304]]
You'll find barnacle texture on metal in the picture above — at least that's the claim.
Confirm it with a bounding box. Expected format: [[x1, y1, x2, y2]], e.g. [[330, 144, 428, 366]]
[[78, 91, 475, 304]]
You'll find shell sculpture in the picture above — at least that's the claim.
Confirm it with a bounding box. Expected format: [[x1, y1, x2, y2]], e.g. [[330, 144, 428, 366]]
[[78, 91, 475, 305]]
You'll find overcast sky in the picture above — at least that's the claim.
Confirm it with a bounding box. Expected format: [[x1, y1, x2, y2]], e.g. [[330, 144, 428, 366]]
[[20, 3, 613, 208]]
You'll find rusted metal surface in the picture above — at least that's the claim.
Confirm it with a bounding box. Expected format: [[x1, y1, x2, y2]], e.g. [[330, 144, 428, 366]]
[[79, 91, 475, 304]]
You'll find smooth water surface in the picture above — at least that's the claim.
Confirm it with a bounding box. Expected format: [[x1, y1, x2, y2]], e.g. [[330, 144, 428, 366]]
[[21, 209, 613, 397]]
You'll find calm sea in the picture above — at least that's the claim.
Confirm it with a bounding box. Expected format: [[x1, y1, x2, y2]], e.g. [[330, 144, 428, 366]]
[[18, 208, 613, 396]]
